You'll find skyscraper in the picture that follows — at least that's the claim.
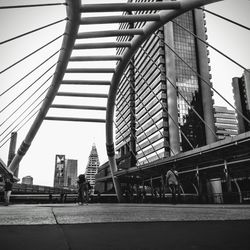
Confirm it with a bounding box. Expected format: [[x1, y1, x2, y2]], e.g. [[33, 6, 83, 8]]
[[214, 106, 238, 140], [64, 159, 78, 188], [115, 0, 215, 167], [54, 155, 77, 188], [232, 69, 250, 133], [85, 144, 100, 189]]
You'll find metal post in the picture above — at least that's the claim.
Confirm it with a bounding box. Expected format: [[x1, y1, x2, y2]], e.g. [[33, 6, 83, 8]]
[[163, 11, 180, 155], [7, 132, 19, 177]]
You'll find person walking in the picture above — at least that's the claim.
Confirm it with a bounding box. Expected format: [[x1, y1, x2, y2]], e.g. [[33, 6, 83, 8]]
[[4, 177, 13, 206], [166, 165, 179, 204], [77, 174, 89, 205]]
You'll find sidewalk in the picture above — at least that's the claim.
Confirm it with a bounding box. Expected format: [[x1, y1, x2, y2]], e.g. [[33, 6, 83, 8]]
[[0, 203, 250, 249]]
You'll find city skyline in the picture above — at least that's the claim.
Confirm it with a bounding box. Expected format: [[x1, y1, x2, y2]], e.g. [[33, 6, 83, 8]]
[[0, 0, 249, 186]]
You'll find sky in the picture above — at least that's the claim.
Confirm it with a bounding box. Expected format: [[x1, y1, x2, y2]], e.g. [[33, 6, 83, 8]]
[[0, 0, 249, 186]]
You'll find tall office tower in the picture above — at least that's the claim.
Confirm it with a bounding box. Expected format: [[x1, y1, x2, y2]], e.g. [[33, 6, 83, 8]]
[[22, 175, 33, 185], [214, 106, 238, 140], [232, 69, 250, 133], [115, 0, 215, 166], [64, 159, 78, 188], [54, 154, 65, 188], [85, 144, 100, 189]]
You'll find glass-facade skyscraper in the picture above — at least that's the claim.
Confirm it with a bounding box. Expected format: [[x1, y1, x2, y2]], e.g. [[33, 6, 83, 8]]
[[115, 0, 216, 167]]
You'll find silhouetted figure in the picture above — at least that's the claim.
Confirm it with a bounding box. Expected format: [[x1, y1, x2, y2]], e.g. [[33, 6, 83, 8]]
[[166, 165, 179, 204], [77, 174, 89, 205], [4, 177, 13, 206]]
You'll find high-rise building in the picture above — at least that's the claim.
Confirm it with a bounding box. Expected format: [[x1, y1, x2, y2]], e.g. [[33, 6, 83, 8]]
[[232, 69, 250, 133], [54, 155, 78, 188], [214, 106, 238, 140], [64, 159, 78, 188], [85, 144, 100, 189], [22, 175, 33, 185], [54, 154, 65, 188], [115, 0, 215, 167]]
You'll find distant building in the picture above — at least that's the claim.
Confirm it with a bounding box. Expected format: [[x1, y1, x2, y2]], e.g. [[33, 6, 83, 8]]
[[54, 155, 78, 188], [85, 144, 100, 189], [232, 69, 250, 133], [22, 175, 33, 185], [214, 106, 238, 140], [54, 155, 65, 188], [64, 159, 77, 188]]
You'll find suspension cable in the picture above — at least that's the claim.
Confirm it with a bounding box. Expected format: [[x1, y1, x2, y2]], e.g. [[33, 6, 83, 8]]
[[0, 49, 60, 96], [121, 71, 176, 156], [155, 33, 250, 126], [117, 83, 161, 161], [0, 76, 52, 128], [0, 62, 58, 113], [0, 3, 66, 9], [199, 8, 250, 31], [113, 120, 144, 169], [133, 64, 194, 150], [0, 80, 51, 136], [0, 34, 63, 74], [0, 100, 43, 145], [139, 45, 218, 139], [0, 89, 48, 138], [115, 104, 150, 165], [0, 18, 67, 45], [172, 20, 250, 74]]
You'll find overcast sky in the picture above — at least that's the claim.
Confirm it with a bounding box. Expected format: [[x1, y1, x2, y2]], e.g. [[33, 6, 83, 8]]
[[0, 0, 249, 186]]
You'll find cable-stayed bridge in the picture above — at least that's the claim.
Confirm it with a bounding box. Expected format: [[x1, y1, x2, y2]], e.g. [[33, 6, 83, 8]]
[[0, 0, 249, 203]]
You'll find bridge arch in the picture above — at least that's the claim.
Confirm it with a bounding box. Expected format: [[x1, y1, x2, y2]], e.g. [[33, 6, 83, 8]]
[[106, 0, 221, 201]]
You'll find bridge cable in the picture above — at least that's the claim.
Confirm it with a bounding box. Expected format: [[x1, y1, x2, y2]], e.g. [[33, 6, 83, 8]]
[[0, 102, 42, 147], [199, 8, 250, 31], [0, 3, 66, 9], [117, 82, 161, 161], [171, 20, 250, 74], [0, 79, 52, 137], [0, 18, 67, 45], [155, 33, 250, 126], [120, 70, 176, 156], [139, 45, 218, 139], [0, 62, 58, 113], [133, 64, 195, 150], [0, 49, 60, 97], [0, 34, 63, 75], [116, 88, 152, 164], [0, 76, 53, 128]]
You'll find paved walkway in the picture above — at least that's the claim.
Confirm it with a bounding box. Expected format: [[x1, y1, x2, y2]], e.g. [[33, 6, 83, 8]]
[[0, 203, 250, 249]]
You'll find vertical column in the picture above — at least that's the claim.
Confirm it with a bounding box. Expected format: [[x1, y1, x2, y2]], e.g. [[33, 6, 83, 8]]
[[163, 20, 180, 155], [194, 9, 217, 144], [7, 132, 19, 177], [128, 11, 137, 167]]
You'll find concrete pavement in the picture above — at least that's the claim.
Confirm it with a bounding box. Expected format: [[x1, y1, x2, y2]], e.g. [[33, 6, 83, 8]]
[[0, 203, 250, 249]]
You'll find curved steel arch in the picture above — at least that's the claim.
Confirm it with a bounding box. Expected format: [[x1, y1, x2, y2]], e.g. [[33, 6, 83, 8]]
[[106, 0, 222, 202], [9, 0, 82, 173]]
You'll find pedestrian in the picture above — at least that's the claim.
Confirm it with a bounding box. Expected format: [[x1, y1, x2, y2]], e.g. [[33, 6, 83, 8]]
[[166, 165, 179, 204], [77, 174, 89, 205], [4, 176, 13, 206]]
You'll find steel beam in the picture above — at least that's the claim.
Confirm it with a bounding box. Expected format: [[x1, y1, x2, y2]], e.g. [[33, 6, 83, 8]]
[[56, 92, 108, 98], [45, 117, 106, 123], [69, 56, 122, 61], [74, 42, 131, 49], [9, 0, 82, 173], [61, 80, 111, 85], [66, 68, 115, 73], [77, 29, 144, 39], [80, 2, 181, 12], [50, 104, 106, 111], [80, 14, 160, 25]]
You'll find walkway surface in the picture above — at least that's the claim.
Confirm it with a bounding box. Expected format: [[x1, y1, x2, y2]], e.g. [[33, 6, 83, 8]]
[[0, 203, 250, 249]]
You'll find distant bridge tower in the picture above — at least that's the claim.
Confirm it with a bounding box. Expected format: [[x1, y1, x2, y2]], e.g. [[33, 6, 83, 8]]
[[85, 144, 100, 189]]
